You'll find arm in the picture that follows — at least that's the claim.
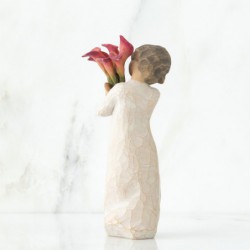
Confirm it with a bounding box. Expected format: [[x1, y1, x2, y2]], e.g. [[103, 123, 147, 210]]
[[96, 83, 122, 116]]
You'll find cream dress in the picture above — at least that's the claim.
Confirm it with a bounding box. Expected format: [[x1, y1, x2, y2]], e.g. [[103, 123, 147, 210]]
[[96, 78, 161, 240]]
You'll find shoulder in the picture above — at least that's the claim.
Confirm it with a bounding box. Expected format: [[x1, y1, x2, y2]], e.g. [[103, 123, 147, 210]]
[[150, 86, 160, 98]]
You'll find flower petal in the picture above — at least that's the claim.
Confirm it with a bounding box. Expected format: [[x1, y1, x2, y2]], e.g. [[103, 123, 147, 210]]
[[82, 50, 109, 59], [97, 57, 118, 84], [119, 35, 134, 59], [108, 35, 134, 82], [101, 43, 119, 57]]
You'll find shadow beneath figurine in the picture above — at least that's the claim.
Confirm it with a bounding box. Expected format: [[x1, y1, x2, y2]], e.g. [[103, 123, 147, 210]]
[[104, 236, 158, 250]]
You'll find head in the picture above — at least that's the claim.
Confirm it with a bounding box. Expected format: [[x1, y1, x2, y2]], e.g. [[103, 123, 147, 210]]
[[129, 44, 171, 84]]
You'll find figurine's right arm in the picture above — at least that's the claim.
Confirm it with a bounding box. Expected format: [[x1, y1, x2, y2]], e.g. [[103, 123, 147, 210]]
[[96, 83, 122, 117]]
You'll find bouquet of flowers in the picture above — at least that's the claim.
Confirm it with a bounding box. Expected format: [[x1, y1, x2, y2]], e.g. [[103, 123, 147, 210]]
[[82, 35, 134, 86]]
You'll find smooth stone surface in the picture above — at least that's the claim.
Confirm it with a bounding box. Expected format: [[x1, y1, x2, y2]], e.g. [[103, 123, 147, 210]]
[[0, 212, 249, 249]]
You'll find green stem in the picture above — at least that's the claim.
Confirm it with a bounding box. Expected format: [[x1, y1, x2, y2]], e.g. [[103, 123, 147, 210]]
[[107, 76, 115, 86], [119, 75, 125, 82]]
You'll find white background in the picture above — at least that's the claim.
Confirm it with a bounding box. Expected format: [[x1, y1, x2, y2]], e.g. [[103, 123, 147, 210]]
[[0, 0, 250, 214]]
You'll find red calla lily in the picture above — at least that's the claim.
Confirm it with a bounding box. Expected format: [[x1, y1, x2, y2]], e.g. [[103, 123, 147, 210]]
[[82, 35, 134, 85], [86, 47, 101, 61], [82, 48, 117, 84], [101, 44, 119, 57], [104, 35, 134, 82], [96, 57, 118, 85]]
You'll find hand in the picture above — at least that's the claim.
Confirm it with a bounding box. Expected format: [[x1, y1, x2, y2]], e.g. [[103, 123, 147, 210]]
[[104, 82, 113, 95]]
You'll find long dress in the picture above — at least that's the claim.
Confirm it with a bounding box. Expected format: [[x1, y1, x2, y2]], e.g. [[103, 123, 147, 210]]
[[96, 78, 161, 240]]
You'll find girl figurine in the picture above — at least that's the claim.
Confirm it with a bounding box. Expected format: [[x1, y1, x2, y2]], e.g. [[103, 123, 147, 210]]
[[96, 44, 171, 240]]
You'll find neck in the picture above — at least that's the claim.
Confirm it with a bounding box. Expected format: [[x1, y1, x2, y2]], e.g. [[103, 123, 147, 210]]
[[131, 74, 145, 83]]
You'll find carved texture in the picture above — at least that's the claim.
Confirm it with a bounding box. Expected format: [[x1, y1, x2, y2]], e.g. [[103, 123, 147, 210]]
[[97, 78, 161, 239]]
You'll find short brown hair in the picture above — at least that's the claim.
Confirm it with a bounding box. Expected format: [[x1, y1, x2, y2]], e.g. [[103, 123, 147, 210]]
[[131, 44, 171, 84]]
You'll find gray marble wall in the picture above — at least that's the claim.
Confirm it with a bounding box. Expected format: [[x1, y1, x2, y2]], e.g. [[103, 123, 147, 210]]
[[0, 0, 249, 213]]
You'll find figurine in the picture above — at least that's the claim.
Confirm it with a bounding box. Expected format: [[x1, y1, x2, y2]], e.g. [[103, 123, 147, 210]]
[[96, 44, 171, 240]]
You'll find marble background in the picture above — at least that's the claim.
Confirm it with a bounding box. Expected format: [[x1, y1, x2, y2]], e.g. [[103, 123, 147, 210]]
[[0, 0, 249, 213]]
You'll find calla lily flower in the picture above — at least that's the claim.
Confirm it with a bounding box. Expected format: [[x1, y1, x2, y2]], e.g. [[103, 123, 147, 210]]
[[102, 35, 134, 82], [96, 57, 118, 85], [82, 47, 117, 84], [86, 47, 101, 61], [101, 44, 119, 57], [82, 35, 134, 85]]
